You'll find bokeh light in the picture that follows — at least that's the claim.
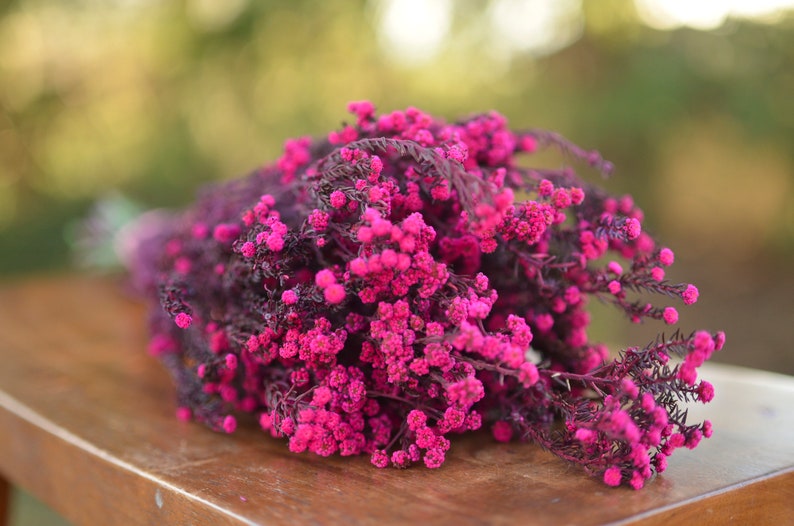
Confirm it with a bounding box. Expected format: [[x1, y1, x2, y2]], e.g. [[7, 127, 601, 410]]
[[0, 0, 792, 376], [636, 0, 794, 29]]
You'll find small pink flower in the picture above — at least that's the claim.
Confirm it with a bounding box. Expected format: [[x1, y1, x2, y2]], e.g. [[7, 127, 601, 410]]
[[349, 257, 368, 276], [446, 376, 485, 407], [380, 249, 398, 268], [240, 241, 256, 258], [668, 433, 685, 448], [620, 378, 639, 399], [371, 217, 392, 236], [682, 284, 699, 305], [390, 450, 411, 468], [308, 209, 330, 232], [430, 183, 450, 200], [603, 466, 622, 487], [640, 393, 655, 412], [174, 257, 191, 275], [225, 353, 238, 369], [651, 267, 665, 282], [370, 155, 383, 177], [564, 286, 581, 305], [520, 135, 537, 152], [213, 223, 240, 244], [312, 386, 333, 407], [702, 420, 713, 438], [654, 453, 667, 473], [608, 280, 622, 295], [534, 313, 554, 333], [663, 307, 679, 325], [518, 362, 539, 387], [693, 331, 715, 356], [174, 312, 192, 329], [324, 284, 346, 304], [553, 188, 572, 209], [574, 428, 596, 444], [570, 187, 585, 205], [315, 269, 336, 288], [685, 429, 703, 449], [282, 289, 298, 305], [423, 448, 446, 469], [348, 100, 375, 121], [446, 144, 468, 163], [176, 407, 192, 422], [329, 190, 347, 208], [263, 234, 283, 252], [222, 415, 237, 434], [356, 226, 373, 243], [697, 380, 715, 403], [371, 449, 389, 468], [714, 331, 726, 351], [629, 471, 645, 490], [368, 186, 383, 203], [480, 237, 498, 253], [245, 335, 260, 352], [659, 248, 675, 266], [407, 410, 427, 431], [677, 363, 697, 386], [624, 218, 641, 240]]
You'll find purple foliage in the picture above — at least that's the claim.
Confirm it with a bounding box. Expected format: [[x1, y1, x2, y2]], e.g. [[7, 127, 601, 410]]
[[132, 102, 724, 489]]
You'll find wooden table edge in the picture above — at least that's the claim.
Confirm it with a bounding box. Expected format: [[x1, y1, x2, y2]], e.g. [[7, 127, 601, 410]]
[[619, 467, 794, 525], [0, 275, 792, 525], [4, 380, 793, 526], [0, 389, 253, 526]]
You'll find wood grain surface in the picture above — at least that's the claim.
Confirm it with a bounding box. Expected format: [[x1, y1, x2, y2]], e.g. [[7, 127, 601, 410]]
[[0, 275, 792, 525]]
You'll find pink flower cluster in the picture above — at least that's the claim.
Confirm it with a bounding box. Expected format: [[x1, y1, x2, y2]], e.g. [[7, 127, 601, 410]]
[[134, 102, 724, 489]]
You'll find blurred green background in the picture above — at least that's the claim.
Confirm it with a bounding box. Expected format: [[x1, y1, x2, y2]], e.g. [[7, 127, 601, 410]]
[[1, 0, 793, 375], [1, 1, 793, 523]]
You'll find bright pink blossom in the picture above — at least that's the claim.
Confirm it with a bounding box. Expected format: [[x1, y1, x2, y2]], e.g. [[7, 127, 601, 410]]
[[324, 284, 346, 304], [174, 312, 192, 329], [315, 269, 336, 288], [133, 102, 720, 490], [697, 380, 715, 403], [240, 241, 256, 258], [659, 248, 675, 266], [282, 290, 298, 305], [663, 307, 679, 325], [603, 466, 622, 487], [682, 284, 699, 305], [222, 415, 237, 434], [651, 267, 665, 282]]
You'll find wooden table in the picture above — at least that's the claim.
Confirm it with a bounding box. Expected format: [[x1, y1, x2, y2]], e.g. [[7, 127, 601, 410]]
[[0, 275, 792, 525]]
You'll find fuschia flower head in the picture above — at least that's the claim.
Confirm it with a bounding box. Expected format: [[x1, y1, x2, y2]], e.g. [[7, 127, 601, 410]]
[[132, 102, 722, 489]]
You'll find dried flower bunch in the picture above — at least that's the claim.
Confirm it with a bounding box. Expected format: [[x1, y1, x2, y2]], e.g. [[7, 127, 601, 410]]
[[133, 102, 724, 489]]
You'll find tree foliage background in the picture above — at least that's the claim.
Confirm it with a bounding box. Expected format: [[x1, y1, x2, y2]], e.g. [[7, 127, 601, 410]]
[[1, 0, 792, 374]]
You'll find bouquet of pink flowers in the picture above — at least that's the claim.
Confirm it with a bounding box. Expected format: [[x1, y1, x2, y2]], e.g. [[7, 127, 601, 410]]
[[132, 102, 723, 489]]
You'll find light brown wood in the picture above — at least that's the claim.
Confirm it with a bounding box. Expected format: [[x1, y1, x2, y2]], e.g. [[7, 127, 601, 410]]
[[0, 274, 792, 525]]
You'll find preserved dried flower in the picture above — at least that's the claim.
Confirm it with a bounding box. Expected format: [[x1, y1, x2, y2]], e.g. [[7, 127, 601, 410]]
[[131, 102, 724, 489]]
